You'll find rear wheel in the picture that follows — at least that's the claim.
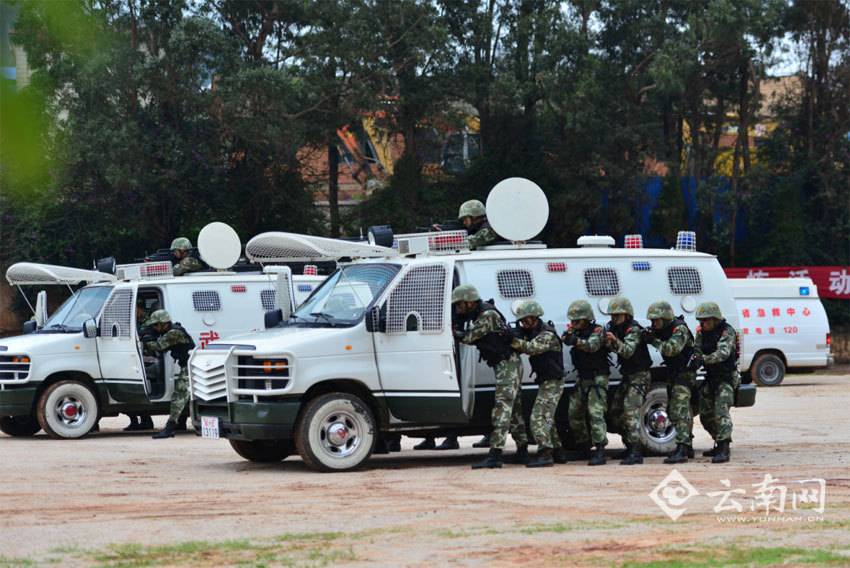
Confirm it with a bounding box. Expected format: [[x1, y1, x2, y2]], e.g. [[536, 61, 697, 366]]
[[751, 353, 785, 386], [229, 439, 295, 462], [0, 415, 41, 436], [36, 380, 99, 439], [295, 392, 375, 472], [639, 384, 677, 455]]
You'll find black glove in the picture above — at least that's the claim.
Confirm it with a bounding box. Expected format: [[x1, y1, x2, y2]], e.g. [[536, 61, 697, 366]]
[[642, 328, 656, 343], [562, 331, 577, 346], [687, 354, 705, 371]]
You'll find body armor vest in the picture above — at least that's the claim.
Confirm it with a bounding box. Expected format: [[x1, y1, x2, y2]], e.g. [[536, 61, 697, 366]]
[[570, 323, 610, 379], [614, 317, 652, 375], [700, 319, 738, 378], [525, 321, 565, 383], [470, 301, 513, 368], [165, 322, 195, 368], [656, 316, 694, 375]]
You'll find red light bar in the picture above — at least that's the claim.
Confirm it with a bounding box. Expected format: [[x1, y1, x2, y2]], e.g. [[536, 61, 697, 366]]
[[231, 285, 246, 293], [624, 235, 643, 248], [546, 262, 566, 272], [303, 265, 317, 275]]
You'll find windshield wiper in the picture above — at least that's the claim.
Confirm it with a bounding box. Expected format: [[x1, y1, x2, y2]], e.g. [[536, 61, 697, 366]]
[[309, 312, 337, 326], [45, 323, 73, 332]]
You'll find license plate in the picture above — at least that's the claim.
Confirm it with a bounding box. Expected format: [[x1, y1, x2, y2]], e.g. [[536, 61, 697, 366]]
[[201, 416, 220, 439]]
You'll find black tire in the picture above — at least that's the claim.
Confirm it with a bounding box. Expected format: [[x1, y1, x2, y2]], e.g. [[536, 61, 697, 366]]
[[639, 383, 677, 455], [751, 353, 785, 387], [295, 392, 376, 472], [229, 439, 295, 463], [0, 415, 42, 437], [36, 380, 99, 439]]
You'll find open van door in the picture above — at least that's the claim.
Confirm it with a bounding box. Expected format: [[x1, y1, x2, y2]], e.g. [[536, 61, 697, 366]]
[[372, 261, 469, 423], [97, 285, 147, 401]]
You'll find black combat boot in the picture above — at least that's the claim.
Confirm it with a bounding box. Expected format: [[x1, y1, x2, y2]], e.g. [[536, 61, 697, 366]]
[[413, 437, 436, 450], [552, 447, 568, 464], [387, 436, 401, 452], [123, 415, 141, 432], [174, 414, 188, 431], [139, 415, 154, 430], [472, 448, 503, 469], [587, 445, 606, 466], [613, 442, 630, 460], [620, 444, 643, 465], [152, 419, 177, 439], [503, 444, 530, 464], [711, 440, 730, 463], [688, 446, 695, 459], [663, 443, 689, 464], [435, 436, 460, 450], [472, 435, 491, 448], [527, 449, 554, 468], [703, 444, 720, 457]]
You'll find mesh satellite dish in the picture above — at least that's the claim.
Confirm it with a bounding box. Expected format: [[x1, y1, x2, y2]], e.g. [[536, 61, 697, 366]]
[[198, 222, 242, 270], [485, 178, 549, 242]]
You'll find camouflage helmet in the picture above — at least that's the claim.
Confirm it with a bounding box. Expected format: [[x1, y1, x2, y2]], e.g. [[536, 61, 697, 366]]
[[451, 284, 480, 303], [606, 296, 634, 317], [696, 301, 722, 320], [515, 300, 544, 320], [458, 199, 486, 219], [567, 299, 594, 321], [148, 309, 172, 324], [170, 237, 192, 251], [646, 300, 674, 321]]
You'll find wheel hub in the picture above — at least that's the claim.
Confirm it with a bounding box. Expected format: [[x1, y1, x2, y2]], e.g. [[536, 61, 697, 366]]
[[326, 422, 349, 446], [649, 410, 670, 434], [60, 401, 79, 420]]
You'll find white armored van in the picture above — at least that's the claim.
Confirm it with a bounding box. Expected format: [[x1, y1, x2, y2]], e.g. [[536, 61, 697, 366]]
[[0, 223, 325, 439], [190, 179, 757, 471], [729, 277, 833, 386]]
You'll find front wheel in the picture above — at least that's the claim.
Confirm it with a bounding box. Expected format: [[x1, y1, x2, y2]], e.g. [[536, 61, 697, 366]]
[[295, 392, 376, 472], [751, 353, 785, 387], [0, 415, 42, 436], [36, 380, 99, 439], [639, 383, 677, 455], [229, 439, 295, 462]]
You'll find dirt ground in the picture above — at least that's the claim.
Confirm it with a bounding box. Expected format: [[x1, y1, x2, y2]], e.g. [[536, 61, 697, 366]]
[[2, 370, 850, 568]]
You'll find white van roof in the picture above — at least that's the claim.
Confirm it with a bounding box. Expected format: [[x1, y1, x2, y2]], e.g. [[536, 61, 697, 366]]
[[728, 277, 819, 299]]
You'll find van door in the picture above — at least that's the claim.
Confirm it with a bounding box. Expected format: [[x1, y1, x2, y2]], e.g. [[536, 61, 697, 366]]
[[372, 261, 468, 423], [97, 285, 147, 402]]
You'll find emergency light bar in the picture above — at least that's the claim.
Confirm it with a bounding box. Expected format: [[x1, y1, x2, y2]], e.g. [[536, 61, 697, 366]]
[[624, 234, 643, 248], [116, 261, 174, 280], [676, 231, 697, 251]]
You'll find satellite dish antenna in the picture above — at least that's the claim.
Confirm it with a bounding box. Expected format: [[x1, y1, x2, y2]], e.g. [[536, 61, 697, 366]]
[[485, 178, 548, 242], [198, 222, 242, 270]]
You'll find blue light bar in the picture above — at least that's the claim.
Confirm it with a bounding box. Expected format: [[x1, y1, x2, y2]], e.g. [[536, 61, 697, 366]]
[[632, 261, 651, 271], [298, 285, 313, 292], [799, 286, 809, 296]]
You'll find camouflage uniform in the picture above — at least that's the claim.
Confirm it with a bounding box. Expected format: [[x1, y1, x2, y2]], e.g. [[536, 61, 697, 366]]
[[511, 329, 564, 451], [567, 325, 609, 447], [649, 321, 696, 446], [460, 310, 527, 450], [467, 221, 497, 250], [695, 322, 740, 443], [173, 256, 202, 276], [607, 325, 651, 447], [145, 324, 193, 422]]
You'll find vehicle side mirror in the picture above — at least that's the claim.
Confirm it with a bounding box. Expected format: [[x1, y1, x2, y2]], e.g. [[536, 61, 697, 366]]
[[22, 320, 37, 334], [366, 306, 385, 333], [83, 318, 98, 338], [264, 308, 283, 329]]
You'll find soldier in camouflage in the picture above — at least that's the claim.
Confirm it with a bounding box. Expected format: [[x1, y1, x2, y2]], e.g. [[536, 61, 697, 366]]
[[458, 200, 497, 250], [452, 285, 527, 469], [144, 309, 196, 439], [563, 300, 610, 466], [694, 301, 739, 464], [170, 237, 202, 276], [644, 300, 696, 464], [125, 300, 155, 432], [604, 296, 652, 465], [509, 300, 567, 468]]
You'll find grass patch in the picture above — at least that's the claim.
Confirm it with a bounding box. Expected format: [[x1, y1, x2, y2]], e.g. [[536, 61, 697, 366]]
[[0, 557, 37, 568], [619, 545, 850, 567]]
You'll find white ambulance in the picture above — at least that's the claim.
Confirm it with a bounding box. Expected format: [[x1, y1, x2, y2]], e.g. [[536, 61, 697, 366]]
[[0, 223, 325, 439], [729, 277, 833, 386], [190, 180, 757, 472]]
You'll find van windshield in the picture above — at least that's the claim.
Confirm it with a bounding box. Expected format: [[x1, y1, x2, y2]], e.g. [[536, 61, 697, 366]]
[[42, 286, 112, 332], [291, 264, 400, 326]]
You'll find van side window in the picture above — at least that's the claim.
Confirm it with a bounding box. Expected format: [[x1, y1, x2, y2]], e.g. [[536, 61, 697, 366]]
[[260, 289, 276, 311], [192, 290, 222, 312], [99, 288, 132, 338], [497, 269, 535, 299], [584, 268, 620, 296], [668, 267, 702, 295], [386, 264, 446, 334]]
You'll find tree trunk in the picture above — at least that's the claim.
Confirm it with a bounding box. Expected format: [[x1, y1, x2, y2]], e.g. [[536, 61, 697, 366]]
[[327, 140, 340, 238]]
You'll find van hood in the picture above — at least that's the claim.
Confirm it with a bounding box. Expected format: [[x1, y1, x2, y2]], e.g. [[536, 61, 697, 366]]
[[206, 325, 364, 357], [0, 331, 82, 355]]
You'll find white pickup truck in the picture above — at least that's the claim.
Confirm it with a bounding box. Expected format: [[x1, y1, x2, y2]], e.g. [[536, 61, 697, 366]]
[[730, 277, 833, 386]]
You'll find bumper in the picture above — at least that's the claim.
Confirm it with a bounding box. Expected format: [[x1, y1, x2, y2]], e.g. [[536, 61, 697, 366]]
[[192, 399, 301, 440], [0, 385, 38, 415]]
